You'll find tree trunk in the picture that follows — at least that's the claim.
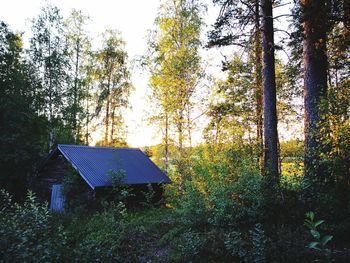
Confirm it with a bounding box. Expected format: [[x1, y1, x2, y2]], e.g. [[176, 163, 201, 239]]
[[104, 97, 110, 146], [302, 0, 328, 179], [73, 39, 80, 143], [48, 35, 54, 151], [104, 67, 112, 146], [254, 0, 264, 173], [110, 104, 115, 144], [178, 110, 184, 151], [262, 0, 279, 180], [187, 104, 192, 149], [165, 111, 169, 175], [85, 85, 90, 146]]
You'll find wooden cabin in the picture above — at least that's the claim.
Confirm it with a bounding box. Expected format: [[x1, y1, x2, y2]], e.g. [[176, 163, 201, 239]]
[[37, 144, 171, 211]]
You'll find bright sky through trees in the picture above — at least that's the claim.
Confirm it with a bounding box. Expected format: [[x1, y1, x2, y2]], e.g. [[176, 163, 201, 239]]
[[1, 0, 224, 146], [0, 0, 296, 147]]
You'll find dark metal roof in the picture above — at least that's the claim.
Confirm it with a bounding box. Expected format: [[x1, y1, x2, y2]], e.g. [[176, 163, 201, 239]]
[[56, 144, 170, 189]]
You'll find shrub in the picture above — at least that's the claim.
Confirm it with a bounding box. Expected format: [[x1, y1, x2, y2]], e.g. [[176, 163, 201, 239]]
[[0, 189, 67, 262], [61, 167, 92, 212]]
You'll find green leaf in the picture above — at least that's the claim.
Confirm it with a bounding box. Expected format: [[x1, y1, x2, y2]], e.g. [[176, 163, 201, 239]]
[[314, 220, 324, 228], [308, 242, 321, 251], [306, 211, 314, 221], [321, 235, 333, 246], [310, 230, 320, 239]]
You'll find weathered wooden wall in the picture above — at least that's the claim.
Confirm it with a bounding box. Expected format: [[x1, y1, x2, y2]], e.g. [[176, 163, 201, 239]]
[[36, 152, 70, 203]]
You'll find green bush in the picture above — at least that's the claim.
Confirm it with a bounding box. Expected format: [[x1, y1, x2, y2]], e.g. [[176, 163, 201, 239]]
[[61, 167, 92, 212], [72, 204, 126, 262], [0, 189, 67, 262], [160, 146, 267, 261]]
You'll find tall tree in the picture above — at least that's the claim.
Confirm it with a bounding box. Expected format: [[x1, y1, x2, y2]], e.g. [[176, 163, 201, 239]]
[[301, 0, 328, 181], [29, 4, 69, 150], [261, 0, 279, 181], [94, 29, 131, 146], [146, 0, 204, 172], [65, 9, 91, 144], [0, 22, 45, 199], [82, 53, 95, 145]]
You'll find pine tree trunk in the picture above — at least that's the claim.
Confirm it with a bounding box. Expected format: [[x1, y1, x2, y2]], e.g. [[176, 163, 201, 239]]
[[262, 0, 279, 180], [302, 0, 328, 179]]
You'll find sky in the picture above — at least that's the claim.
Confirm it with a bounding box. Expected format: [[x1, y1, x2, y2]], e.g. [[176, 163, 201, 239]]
[[0, 0, 301, 146]]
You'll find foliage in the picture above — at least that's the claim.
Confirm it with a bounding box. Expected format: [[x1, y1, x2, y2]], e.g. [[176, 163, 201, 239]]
[[161, 146, 269, 261], [94, 29, 132, 146], [301, 86, 350, 234], [0, 21, 46, 199], [29, 3, 71, 149], [107, 169, 132, 203], [69, 203, 129, 262], [208, 0, 259, 48], [145, 0, 205, 174], [280, 139, 304, 161], [0, 139, 348, 263], [224, 223, 266, 263], [0, 190, 67, 262], [204, 54, 256, 145], [64, 9, 91, 143], [141, 183, 158, 208], [280, 162, 303, 191], [61, 167, 92, 212], [305, 211, 333, 260]]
